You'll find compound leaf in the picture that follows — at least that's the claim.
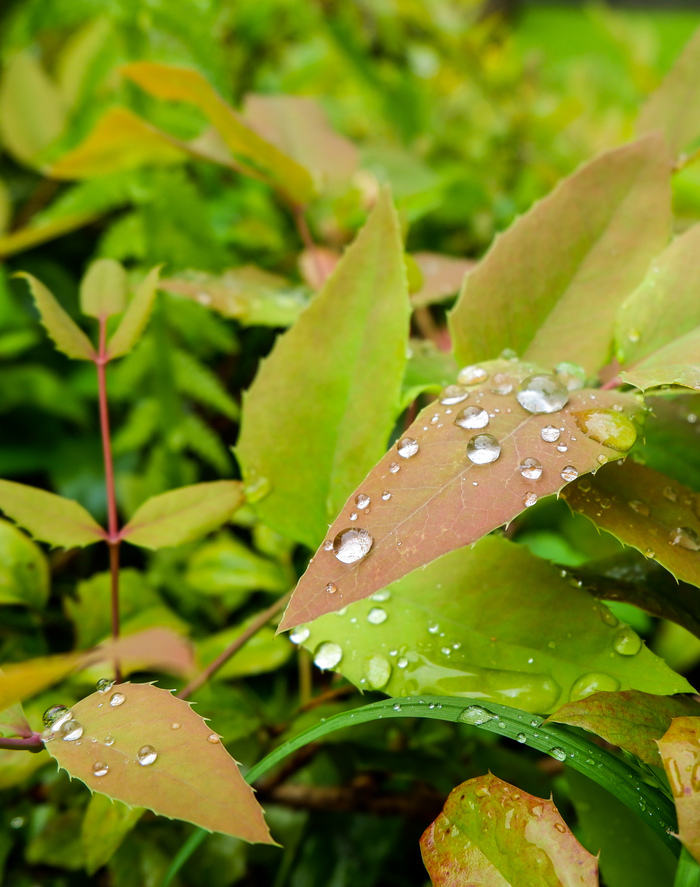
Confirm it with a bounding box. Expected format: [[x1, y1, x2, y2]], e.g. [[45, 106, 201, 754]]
[[107, 266, 161, 359], [15, 272, 95, 360], [0, 517, 50, 608], [0, 479, 105, 548]]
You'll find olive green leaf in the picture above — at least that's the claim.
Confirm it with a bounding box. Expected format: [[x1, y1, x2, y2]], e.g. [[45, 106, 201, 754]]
[[658, 717, 700, 864], [15, 272, 95, 361], [0, 518, 49, 608], [80, 258, 128, 319], [106, 266, 161, 359], [0, 479, 105, 548]]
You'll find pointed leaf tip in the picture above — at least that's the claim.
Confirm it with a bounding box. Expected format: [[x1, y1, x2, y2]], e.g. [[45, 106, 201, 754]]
[[15, 272, 95, 361]]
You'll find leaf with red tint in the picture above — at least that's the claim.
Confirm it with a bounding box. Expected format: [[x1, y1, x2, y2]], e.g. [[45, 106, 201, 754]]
[[45, 682, 275, 844], [560, 460, 700, 589], [548, 690, 700, 766], [280, 359, 641, 630], [658, 717, 700, 863], [411, 252, 475, 308], [420, 773, 598, 887]]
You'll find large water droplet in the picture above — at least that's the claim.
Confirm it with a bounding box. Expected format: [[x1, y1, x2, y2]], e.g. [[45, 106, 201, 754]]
[[365, 654, 392, 689], [332, 527, 374, 563], [519, 457, 542, 480], [569, 672, 620, 702], [109, 692, 126, 707], [455, 406, 489, 430], [549, 747, 567, 762], [457, 365, 489, 386], [490, 373, 513, 395], [367, 607, 387, 625], [516, 374, 569, 414], [60, 719, 84, 742], [516, 732, 527, 743], [523, 492, 538, 508], [458, 705, 496, 726], [137, 745, 158, 766], [397, 437, 419, 458], [43, 705, 72, 730], [314, 642, 343, 670], [466, 433, 501, 464], [92, 761, 109, 777], [96, 678, 115, 694], [561, 465, 578, 482], [440, 384, 469, 405], [290, 626, 310, 644], [613, 626, 642, 656], [574, 409, 637, 452], [541, 425, 560, 443], [669, 527, 700, 551]]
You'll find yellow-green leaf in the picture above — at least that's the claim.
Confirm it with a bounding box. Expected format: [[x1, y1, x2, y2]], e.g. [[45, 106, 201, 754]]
[[0, 517, 49, 608], [0, 479, 105, 548], [107, 266, 161, 359], [15, 272, 95, 360], [80, 258, 127, 319], [81, 794, 144, 876], [658, 717, 700, 863]]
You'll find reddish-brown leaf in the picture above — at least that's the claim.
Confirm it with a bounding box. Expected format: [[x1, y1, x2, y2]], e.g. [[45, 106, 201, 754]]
[[280, 359, 641, 629], [46, 682, 275, 844], [411, 252, 475, 308], [658, 717, 700, 863], [420, 773, 598, 887]]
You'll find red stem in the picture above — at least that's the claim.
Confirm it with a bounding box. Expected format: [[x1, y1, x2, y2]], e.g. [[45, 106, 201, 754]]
[[0, 733, 44, 753], [293, 206, 326, 287]]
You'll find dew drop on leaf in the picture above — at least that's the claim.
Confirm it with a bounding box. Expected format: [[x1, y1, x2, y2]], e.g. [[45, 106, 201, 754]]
[[523, 492, 538, 508], [516, 733, 527, 743], [355, 493, 371, 509], [104, 733, 115, 746], [439, 384, 469, 405], [332, 527, 374, 563], [457, 365, 489, 386], [490, 373, 513, 395], [397, 437, 419, 458], [556, 442, 568, 453], [519, 457, 542, 480], [663, 486, 678, 503], [549, 747, 567, 762], [389, 461, 400, 474], [96, 678, 115, 694], [516, 374, 569, 414], [392, 702, 401, 711], [92, 762, 109, 777], [137, 745, 158, 766], [554, 362, 586, 391], [326, 582, 338, 594], [600, 607, 618, 627], [170, 723, 180, 731], [540, 425, 560, 443], [574, 409, 637, 452], [454, 406, 489, 430], [43, 705, 71, 730], [613, 626, 642, 656], [109, 692, 126, 707], [207, 734, 220, 743], [381, 490, 391, 500], [569, 672, 620, 702], [349, 511, 358, 521], [60, 720, 84, 741], [323, 540, 333, 551], [365, 654, 392, 689], [40, 728, 54, 743], [669, 527, 700, 550], [458, 705, 496, 725], [289, 626, 310, 644], [466, 433, 501, 465], [560, 465, 578, 482], [628, 500, 649, 516], [367, 607, 387, 625], [314, 642, 343, 670], [371, 589, 391, 602]]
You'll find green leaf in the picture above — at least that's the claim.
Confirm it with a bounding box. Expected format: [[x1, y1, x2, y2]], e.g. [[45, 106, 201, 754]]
[[45, 683, 274, 845], [401, 339, 459, 408], [567, 768, 677, 887], [0, 479, 105, 548], [107, 266, 161, 359], [420, 772, 598, 887], [448, 134, 672, 375], [120, 481, 244, 549], [185, 531, 289, 597], [637, 27, 700, 156], [237, 189, 410, 549], [675, 847, 700, 887], [121, 62, 315, 205], [632, 396, 700, 492], [81, 794, 144, 876], [659, 717, 700, 864], [560, 460, 700, 589], [0, 52, 66, 166], [281, 359, 641, 629], [15, 272, 95, 360], [26, 809, 86, 871], [172, 349, 238, 419], [80, 258, 128, 319], [620, 331, 700, 393], [296, 536, 690, 713], [0, 518, 49, 608], [548, 690, 700, 766], [197, 617, 291, 680]]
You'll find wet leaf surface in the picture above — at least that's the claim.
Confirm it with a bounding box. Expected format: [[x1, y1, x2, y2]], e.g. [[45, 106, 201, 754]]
[[46, 682, 275, 844], [282, 359, 641, 629], [560, 460, 700, 589], [548, 690, 700, 766], [420, 772, 598, 887], [0, 479, 105, 548], [449, 134, 671, 375], [658, 717, 700, 863], [297, 537, 690, 714]]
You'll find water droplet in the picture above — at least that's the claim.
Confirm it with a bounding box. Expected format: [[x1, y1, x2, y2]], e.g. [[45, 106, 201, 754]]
[[397, 437, 419, 458], [439, 384, 469, 405], [600, 497, 611, 509], [458, 705, 496, 726], [40, 728, 54, 743], [491, 373, 513, 395], [367, 607, 387, 625], [669, 527, 700, 550], [60, 720, 84, 742], [627, 328, 640, 343], [663, 486, 678, 502], [553, 822, 567, 834], [397, 656, 408, 668], [427, 621, 440, 634], [574, 409, 637, 452], [355, 493, 371, 509], [516, 374, 569, 414], [393, 702, 401, 711], [290, 626, 310, 644], [365, 654, 392, 689], [207, 733, 220, 743], [613, 626, 642, 656], [600, 607, 618, 627], [523, 492, 538, 508], [96, 678, 115, 694], [349, 511, 358, 521], [516, 733, 527, 743], [561, 465, 578, 482], [549, 747, 567, 762], [325, 582, 338, 594], [137, 745, 158, 766], [628, 500, 649, 516], [43, 705, 72, 730], [556, 442, 568, 453], [454, 406, 489, 430], [646, 548, 656, 558], [569, 672, 620, 702], [389, 461, 400, 474], [466, 433, 501, 464], [541, 425, 560, 443], [109, 692, 126, 707], [314, 642, 343, 670], [371, 589, 391, 602], [104, 733, 115, 746], [519, 457, 542, 480], [381, 490, 391, 500], [93, 762, 109, 777], [333, 527, 374, 564], [457, 365, 489, 386], [170, 723, 180, 731]]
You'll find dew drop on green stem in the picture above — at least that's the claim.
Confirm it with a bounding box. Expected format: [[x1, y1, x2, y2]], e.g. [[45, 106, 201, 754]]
[[332, 527, 373, 564], [92, 762, 109, 777], [137, 745, 158, 766], [439, 384, 469, 405], [397, 437, 419, 458], [458, 705, 496, 725], [519, 457, 542, 480], [466, 433, 501, 465], [314, 642, 343, 670], [367, 607, 387, 625], [457, 365, 489, 386], [669, 527, 700, 550], [455, 406, 489, 430], [109, 692, 126, 707], [541, 425, 560, 443], [516, 374, 569, 414], [613, 626, 642, 656]]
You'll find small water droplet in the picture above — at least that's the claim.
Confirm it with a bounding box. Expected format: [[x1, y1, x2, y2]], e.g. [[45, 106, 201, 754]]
[[556, 442, 568, 453], [457, 365, 489, 386], [553, 822, 566, 834], [393, 702, 401, 711], [577, 478, 592, 493], [365, 654, 392, 689], [628, 500, 649, 516], [170, 723, 180, 731], [137, 745, 158, 766], [40, 728, 54, 743], [371, 589, 391, 602], [613, 626, 642, 656], [314, 642, 343, 670], [323, 540, 333, 551], [290, 626, 310, 644], [382, 490, 391, 500], [93, 762, 109, 777], [389, 461, 400, 474], [397, 656, 408, 668], [646, 548, 656, 558], [519, 457, 542, 480], [549, 747, 567, 762], [574, 409, 637, 452], [541, 425, 560, 443], [663, 486, 678, 502], [349, 511, 358, 521], [561, 465, 578, 482], [516, 733, 527, 743], [43, 705, 72, 730], [669, 527, 700, 550], [454, 406, 489, 430], [397, 437, 419, 458], [333, 527, 374, 563], [207, 733, 220, 743], [516, 374, 569, 414], [466, 433, 501, 464], [600, 607, 618, 627], [104, 733, 115, 746], [96, 678, 115, 694], [430, 413, 440, 425], [523, 492, 538, 508], [326, 582, 338, 594], [355, 493, 371, 509], [458, 706, 496, 726], [367, 607, 387, 625], [60, 719, 84, 742], [439, 384, 469, 405], [109, 692, 126, 707], [627, 328, 640, 343], [490, 373, 513, 395]]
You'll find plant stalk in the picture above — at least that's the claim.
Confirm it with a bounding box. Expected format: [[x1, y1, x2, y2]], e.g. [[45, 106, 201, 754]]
[[0, 732, 44, 753]]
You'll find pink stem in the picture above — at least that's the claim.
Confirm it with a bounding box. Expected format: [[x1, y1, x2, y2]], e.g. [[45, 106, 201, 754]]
[[0, 733, 44, 752], [600, 377, 621, 391]]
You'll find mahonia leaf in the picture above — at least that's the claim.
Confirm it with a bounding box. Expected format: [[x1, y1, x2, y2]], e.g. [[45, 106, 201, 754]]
[[410, 251, 475, 308], [0, 517, 50, 608], [80, 258, 127, 319], [15, 272, 95, 360], [548, 690, 700, 766], [107, 266, 161, 359], [420, 773, 598, 887], [658, 717, 700, 863], [45, 682, 275, 844], [81, 793, 144, 876], [297, 537, 689, 714], [172, 348, 238, 419], [0, 479, 105, 548], [281, 359, 642, 629], [449, 134, 671, 375], [177, 412, 231, 474], [120, 481, 244, 549], [560, 460, 700, 589]]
